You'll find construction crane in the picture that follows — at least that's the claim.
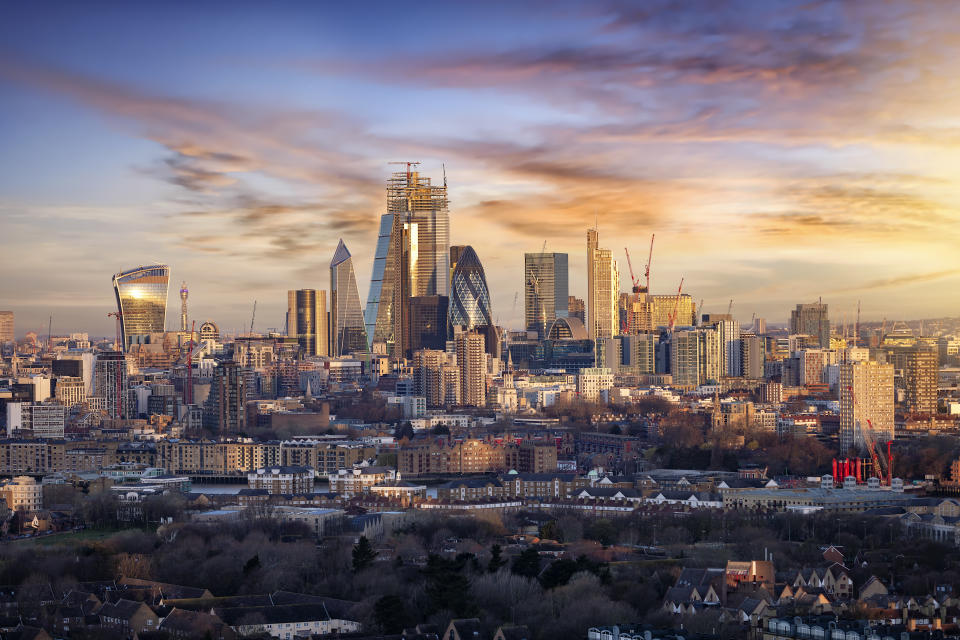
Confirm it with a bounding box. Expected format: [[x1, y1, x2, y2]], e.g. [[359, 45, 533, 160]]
[[749, 312, 756, 332], [667, 278, 685, 333], [855, 300, 861, 345], [107, 312, 123, 352], [387, 160, 420, 181], [847, 384, 889, 485], [250, 300, 257, 335], [624, 248, 640, 293], [644, 233, 654, 293], [727, 299, 733, 316], [541, 239, 547, 254]]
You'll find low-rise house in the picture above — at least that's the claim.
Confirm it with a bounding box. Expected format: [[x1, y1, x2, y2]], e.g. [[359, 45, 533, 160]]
[[215, 602, 361, 638], [647, 491, 722, 509], [443, 618, 485, 640], [97, 598, 160, 636], [159, 607, 236, 640]]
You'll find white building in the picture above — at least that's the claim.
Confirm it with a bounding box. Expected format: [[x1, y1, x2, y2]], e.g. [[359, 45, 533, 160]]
[[0, 476, 44, 511], [6, 402, 65, 438], [577, 367, 614, 402]]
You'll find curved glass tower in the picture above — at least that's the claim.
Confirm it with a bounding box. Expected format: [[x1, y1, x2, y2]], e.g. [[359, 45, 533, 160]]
[[449, 246, 492, 330], [330, 239, 368, 356], [112, 264, 170, 352]]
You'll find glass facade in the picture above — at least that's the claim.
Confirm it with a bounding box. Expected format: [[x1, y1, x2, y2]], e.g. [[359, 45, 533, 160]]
[[112, 264, 170, 351], [365, 168, 450, 359], [449, 246, 492, 331], [524, 253, 568, 339], [330, 239, 368, 356]]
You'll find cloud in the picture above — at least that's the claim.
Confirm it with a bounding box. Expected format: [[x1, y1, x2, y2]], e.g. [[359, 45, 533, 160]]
[[829, 269, 960, 294]]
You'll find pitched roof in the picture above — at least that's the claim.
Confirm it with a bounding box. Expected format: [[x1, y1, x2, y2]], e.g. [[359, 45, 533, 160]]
[[160, 608, 231, 635], [99, 598, 153, 621]]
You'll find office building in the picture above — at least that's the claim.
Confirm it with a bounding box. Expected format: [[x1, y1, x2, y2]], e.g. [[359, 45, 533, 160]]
[[524, 252, 568, 338], [287, 289, 328, 357], [577, 367, 614, 401], [330, 239, 368, 356], [449, 245, 493, 333], [586, 228, 619, 341], [112, 264, 170, 351], [95, 351, 130, 419], [568, 296, 585, 324], [0, 311, 12, 343], [54, 376, 86, 407], [410, 296, 448, 352], [839, 360, 894, 453], [752, 318, 767, 335], [54, 352, 95, 396], [365, 166, 449, 360], [650, 294, 696, 328], [199, 321, 220, 343], [791, 302, 830, 348], [620, 333, 657, 375], [904, 345, 938, 415], [5, 402, 65, 439], [205, 360, 246, 434], [456, 331, 486, 407]]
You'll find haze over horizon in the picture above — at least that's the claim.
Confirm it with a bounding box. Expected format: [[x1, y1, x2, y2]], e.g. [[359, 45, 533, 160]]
[[3, 1, 960, 336]]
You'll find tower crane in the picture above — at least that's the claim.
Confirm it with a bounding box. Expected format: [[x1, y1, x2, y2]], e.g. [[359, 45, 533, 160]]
[[727, 299, 733, 316], [250, 300, 257, 335], [624, 248, 640, 293], [107, 312, 123, 352], [644, 233, 654, 293], [667, 278, 685, 333], [846, 384, 889, 485], [855, 300, 861, 345]]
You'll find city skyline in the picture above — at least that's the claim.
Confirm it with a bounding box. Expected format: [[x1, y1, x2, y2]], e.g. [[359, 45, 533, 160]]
[[4, 1, 960, 335]]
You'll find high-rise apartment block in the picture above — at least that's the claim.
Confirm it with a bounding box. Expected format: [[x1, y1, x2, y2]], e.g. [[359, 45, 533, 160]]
[[839, 360, 894, 453], [287, 289, 328, 357], [524, 252, 568, 338], [330, 240, 368, 356], [95, 351, 130, 419], [112, 264, 170, 351], [0, 311, 13, 343], [365, 166, 450, 360], [456, 331, 486, 407], [586, 228, 619, 340], [790, 302, 830, 348], [741, 334, 765, 379], [904, 345, 938, 415], [206, 360, 246, 434]]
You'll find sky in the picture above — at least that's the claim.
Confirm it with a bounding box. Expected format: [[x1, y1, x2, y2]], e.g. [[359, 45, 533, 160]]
[[2, 0, 960, 338]]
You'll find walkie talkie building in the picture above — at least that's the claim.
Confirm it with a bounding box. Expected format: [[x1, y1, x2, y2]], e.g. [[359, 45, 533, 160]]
[[112, 264, 170, 352]]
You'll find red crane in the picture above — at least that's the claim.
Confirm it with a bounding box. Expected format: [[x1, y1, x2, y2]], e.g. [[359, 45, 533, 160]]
[[624, 248, 640, 294], [107, 311, 123, 352], [667, 278, 685, 333], [644, 233, 654, 293], [846, 384, 888, 484]]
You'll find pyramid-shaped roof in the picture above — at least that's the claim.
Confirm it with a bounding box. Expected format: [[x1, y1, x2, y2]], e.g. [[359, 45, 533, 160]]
[[330, 239, 351, 267]]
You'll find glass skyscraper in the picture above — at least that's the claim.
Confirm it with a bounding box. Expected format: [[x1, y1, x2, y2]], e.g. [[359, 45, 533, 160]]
[[364, 166, 450, 359], [287, 289, 328, 357], [112, 264, 170, 352], [524, 252, 568, 339], [330, 239, 368, 356], [449, 246, 492, 331]]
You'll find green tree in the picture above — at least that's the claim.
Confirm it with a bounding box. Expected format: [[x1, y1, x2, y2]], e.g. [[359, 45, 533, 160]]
[[352, 536, 376, 572], [511, 548, 541, 578], [374, 595, 410, 633], [540, 520, 560, 540], [488, 544, 506, 573]]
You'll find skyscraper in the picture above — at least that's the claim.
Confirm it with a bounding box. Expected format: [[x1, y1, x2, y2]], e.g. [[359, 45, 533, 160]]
[[0, 311, 12, 343], [450, 246, 493, 332], [409, 296, 448, 353], [456, 331, 486, 407], [568, 296, 585, 324], [95, 351, 130, 419], [839, 360, 894, 453], [365, 165, 450, 360], [586, 229, 619, 341], [112, 264, 170, 351], [287, 289, 328, 357], [413, 348, 450, 408], [790, 302, 830, 348], [904, 345, 938, 415], [702, 314, 742, 377], [524, 252, 568, 338], [330, 239, 368, 356]]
